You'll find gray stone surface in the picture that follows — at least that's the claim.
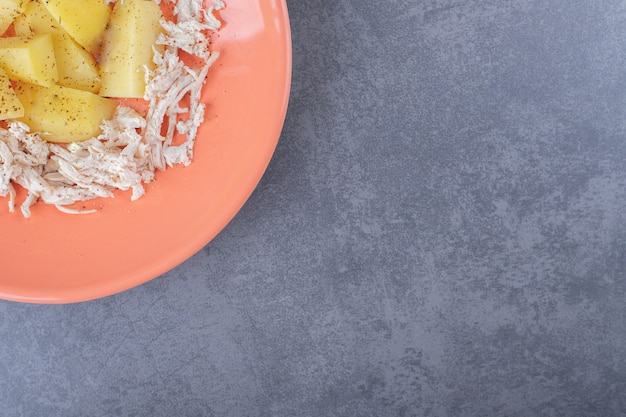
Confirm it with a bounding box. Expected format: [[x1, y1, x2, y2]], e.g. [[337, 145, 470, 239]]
[[2, 0, 626, 415]]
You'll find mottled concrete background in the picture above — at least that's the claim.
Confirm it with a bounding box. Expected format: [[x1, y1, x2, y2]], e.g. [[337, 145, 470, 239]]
[[2, 0, 626, 416]]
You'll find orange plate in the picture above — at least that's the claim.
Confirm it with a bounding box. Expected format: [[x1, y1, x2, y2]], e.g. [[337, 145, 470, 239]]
[[0, 0, 292, 303]]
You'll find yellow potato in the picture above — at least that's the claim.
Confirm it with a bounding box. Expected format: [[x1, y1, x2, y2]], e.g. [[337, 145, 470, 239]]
[[13, 82, 118, 142], [52, 36, 102, 93], [0, 34, 58, 87], [14, 1, 101, 93], [99, 0, 164, 98], [40, 0, 110, 53], [0, 68, 24, 120], [0, 0, 27, 35]]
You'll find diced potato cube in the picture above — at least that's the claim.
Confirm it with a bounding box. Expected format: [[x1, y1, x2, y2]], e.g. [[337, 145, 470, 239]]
[[14, 1, 101, 92], [40, 0, 110, 54], [0, 35, 58, 87], [0, 68, 24, 120], [99, 0, 164, 98], [14, 82, 117, 142], [0, 0, 27, 35]]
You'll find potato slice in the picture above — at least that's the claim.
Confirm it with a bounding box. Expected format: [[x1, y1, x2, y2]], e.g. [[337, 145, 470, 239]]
[[0, 68, 24, 120], [52, 36, 102, 93], [99, 0, 164, 98], [14, 1, 101, 93], [0, 0, 27, 35], [0, 34, 58, 87], [14, 82, 117, 142], [40, 0, 110, 53]]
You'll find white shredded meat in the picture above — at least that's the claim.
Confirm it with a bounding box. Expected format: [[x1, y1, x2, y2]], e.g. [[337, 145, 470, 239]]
[[0, 0, 223, 217]]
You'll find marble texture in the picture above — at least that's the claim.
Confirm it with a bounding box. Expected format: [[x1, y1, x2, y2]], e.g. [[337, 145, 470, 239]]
[[1, 0, 626, 416]]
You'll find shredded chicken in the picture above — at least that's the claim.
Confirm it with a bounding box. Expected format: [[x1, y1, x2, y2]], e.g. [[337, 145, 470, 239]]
[[0, 0, 223, 217]]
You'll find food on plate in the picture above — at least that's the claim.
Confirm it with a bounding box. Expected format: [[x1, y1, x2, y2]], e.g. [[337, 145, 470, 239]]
[[14, 0, 102, 92], [0, 0, 224, 217], [36, 0, 111, 54], [14, 82, 118, 142], [0, 34, 58, 86], [0, 0, 26, 35], [0, 67, 23, 119], [99, 0, 164, 98]]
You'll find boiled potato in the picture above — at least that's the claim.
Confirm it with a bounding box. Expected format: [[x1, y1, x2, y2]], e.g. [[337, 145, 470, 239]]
[[13, 82, 117, 142], [0, 0, 27, 35], [40, 0, 110, 53], [0, 34, 58, 86], [51, 36, 101, 93], [0, 67, 24, 120], [99, 0, 164, 98], [14, 1, 101, 92], [1, 0, 167, 142]]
